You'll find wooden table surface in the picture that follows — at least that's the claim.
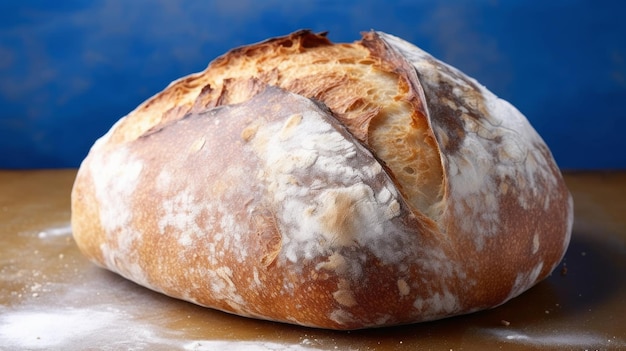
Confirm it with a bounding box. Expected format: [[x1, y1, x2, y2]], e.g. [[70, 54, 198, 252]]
[[1, 170, 625, 350]]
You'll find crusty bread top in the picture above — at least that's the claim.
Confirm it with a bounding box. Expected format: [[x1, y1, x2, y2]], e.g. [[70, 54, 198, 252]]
[[104, 30, 444, 221]]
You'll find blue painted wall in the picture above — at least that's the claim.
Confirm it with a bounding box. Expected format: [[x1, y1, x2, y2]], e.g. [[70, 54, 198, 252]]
[[1, 1, 625, 169]]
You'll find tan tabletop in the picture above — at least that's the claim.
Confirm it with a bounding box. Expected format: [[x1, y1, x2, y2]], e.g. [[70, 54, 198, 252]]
[[0, 170, 624, 350]]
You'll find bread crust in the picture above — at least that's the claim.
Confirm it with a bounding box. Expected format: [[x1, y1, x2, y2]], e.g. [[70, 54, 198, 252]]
[[71, 30, 573, 330]]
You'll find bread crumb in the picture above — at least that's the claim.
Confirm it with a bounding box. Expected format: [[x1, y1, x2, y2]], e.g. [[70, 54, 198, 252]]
[[279, 113, 303, 140], [500, 319, 511, 326], [188, 137, 206, 153], [241, 124, 258, 141], [397, 279, 410, 296]]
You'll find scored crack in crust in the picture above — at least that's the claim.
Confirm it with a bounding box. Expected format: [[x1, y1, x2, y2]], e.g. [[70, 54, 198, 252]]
[[107, 30, 444, 222], [71, 30, 573, 330]]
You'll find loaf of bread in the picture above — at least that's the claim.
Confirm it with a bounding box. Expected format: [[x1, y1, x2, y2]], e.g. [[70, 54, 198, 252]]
[[71, 30, 573, 330]]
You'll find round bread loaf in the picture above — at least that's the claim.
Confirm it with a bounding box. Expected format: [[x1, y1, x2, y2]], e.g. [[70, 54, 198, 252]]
[[71, 30, 573, 330]]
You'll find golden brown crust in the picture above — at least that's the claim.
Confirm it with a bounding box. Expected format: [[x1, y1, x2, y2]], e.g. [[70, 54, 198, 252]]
[[71, 30, 573, 330]]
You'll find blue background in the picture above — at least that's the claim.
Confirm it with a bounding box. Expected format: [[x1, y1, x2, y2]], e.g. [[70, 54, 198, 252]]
[[1, 1, 625, 169]]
